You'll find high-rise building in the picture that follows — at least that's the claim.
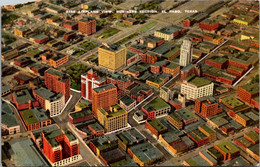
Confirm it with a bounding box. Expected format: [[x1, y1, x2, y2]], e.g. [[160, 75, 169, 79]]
[[78, 17, 96, 35], [195, 96, 222, 118], [179, 38, 192, 67], [181, 74, 214, 100], [42, 129, 81, 166], [44, 68, 70, 102], [98, 43, 127, 71], [97, 104, 128, 132], [81, 69, 106, 101], [92, 84, 117, 118]]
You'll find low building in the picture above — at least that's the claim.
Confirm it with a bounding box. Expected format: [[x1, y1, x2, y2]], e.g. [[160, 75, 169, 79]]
[[205, 55, 228, 69], [167, 112, 183, 129], [123, 18, 138, 25], [246, 144, 259, 161], [99, 148, 126, 166], [20, 108, 51, 131], [237, 83, 259, 105], [89, 134, 118, 156], [198, 125, 216, 143], [145, 119, 168, 138], [130, 85, 153, 103], [119, 95, 136, 111], [140, 35, 164, 48], [154, 25, 186, 41], [150, 60, 168, 73], [162, 62, 180, 77], [1, 101, 20, 135], [14, 27, 30, 37], [30, 34, 49, 44], [141, 97, 171, 120], [14, 72, 34, 84], [169, 99, 183, 110], [126, 51, 139, 66], [141, 51, 158, 64], [49, 54, 69, 68], [68, 108, 93, 124], [219, 95, 250, 117], [63, 21, 78, 30], [11, 89, 39, 110], [187, 129, 209, 147], [214, 140, 240, 161], [176, 108, 197, 125], [146, 73, 171, 88], [88, 122, 104, 136], [97, 104, 128, 132], [1, 49, 18, 61], [33, 87, 65, 117], [127, 142, 163, 166], [244, 131, 259, 144], [199, 19, 219, 32], [199, 151, 218, 166], [116, 128, 146, 151], [7, 138, 49, 166], [162, 47, 180, 60], [234, 112, 250, 127], [14, 57, 32, 67], [27, 48, 43, 58], [64, 32, 76, 41]]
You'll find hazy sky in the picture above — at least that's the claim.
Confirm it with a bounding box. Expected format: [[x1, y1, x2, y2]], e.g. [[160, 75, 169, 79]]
[[1, 0, 35, 6]]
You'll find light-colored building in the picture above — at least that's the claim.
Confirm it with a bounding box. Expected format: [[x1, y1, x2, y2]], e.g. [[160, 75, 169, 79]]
[[98, 43, 126, 71], [179, 38, 192, 67], [33, 87, 65, 117], [181, 74, 214, 100], [2, 101, 20, 135], [97, 104, 128, 132], [119, 95, 136, 111], [159, 86, 174, 102]]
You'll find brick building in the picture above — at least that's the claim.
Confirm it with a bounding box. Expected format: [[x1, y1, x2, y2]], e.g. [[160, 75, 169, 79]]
[[195, 96, 222, 118], [44, 68, 70, 102], [42, 129, 81, 166], [214, 141, 240, 161], [199, 19, 219, 31], [237, 83, 259, 105], [63, 21, 78, 30], [64, 32, 76, 41], [11, 89, 39, 110], [78, 17, 96, 35], [145, 119, 168, 138], [92, 84, 117, 118], [141, 51, 158, 64], [68, 108, 93, 124], [81, 69, 106, 101], [49, 54, 69, 68]]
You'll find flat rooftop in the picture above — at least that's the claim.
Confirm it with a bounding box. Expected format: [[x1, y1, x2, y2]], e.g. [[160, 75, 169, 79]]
[[184, 74, 212, 87], [129, 142, 163, 163], [214, 140, 239, 154], [2, 101, 19, 127], [143, 97, 170, 112], [176, 108, 196, 121], [8, 138, 48, 166], [221, 95, 244, 108], [147, 119, 168, 132], [20, 108, 49, 125], [93, 84, 116, 93]]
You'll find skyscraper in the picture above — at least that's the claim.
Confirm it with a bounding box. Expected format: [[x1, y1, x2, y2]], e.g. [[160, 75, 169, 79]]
[[98, 43, 127, 71], [92, 84, 117, 118], [81, 69, 106, 101], [179, 38, 192, 67]]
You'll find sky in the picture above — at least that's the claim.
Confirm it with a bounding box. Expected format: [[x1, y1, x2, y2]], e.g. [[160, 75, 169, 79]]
[[1, 0, 35, 6]]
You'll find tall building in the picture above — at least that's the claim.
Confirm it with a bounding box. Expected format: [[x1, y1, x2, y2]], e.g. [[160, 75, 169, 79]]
[[195, 96, 222, 118], [42, 129, 81, 166], [181, 74, 214, 100], [92, 84, 117, 118], [98, 43, 127, 71], [97, 104, 128, 132], [179, 38, 192, 67], [44, 68, 70, 102], [78, 17, 96, 35], [81, 69, 106, 101]]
